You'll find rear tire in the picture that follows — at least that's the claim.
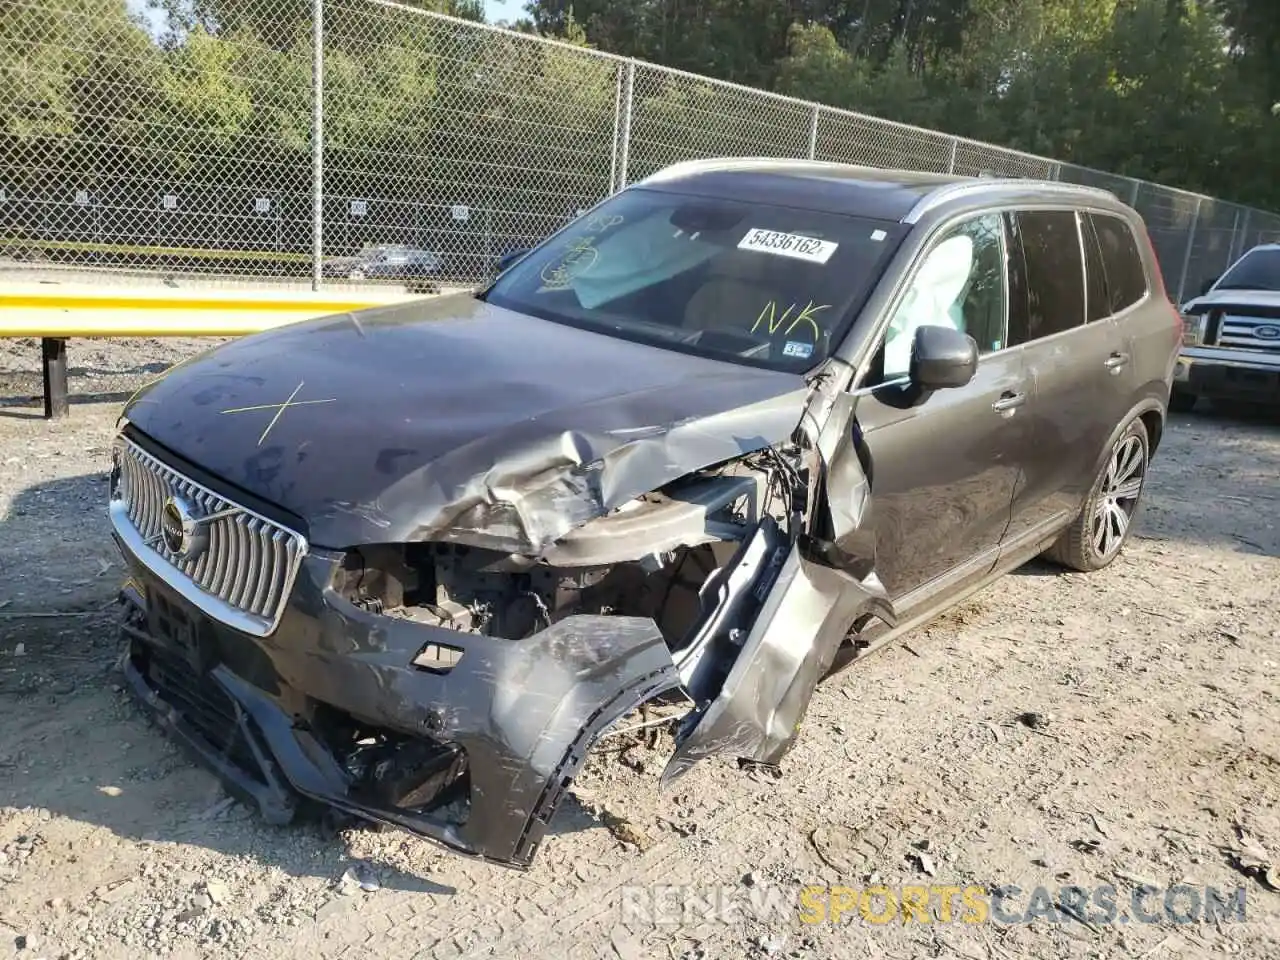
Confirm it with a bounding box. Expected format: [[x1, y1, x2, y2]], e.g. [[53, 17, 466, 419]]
[[1168, 390, 1197, 413], [1043, 417, 1149, 572]]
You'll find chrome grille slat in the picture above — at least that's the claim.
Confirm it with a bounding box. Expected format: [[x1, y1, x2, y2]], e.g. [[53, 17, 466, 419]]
[[191, 491, 215, 584], [229, 521, 252, 609], [248, 527, 273, 616], [109, 436, 308, 637], [208, 521, 228, 596], [141, 468, 160, 540], [1217, 315, 1280, 354], [262, 531, 287, 615], [240, 520, 263, 610]]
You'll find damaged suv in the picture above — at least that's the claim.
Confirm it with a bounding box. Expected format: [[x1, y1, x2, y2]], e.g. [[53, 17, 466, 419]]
[[109, 160, 1181, 868]]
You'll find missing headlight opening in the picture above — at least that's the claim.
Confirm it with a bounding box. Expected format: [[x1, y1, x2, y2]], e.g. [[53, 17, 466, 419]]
[[333, 461, 775, 650]]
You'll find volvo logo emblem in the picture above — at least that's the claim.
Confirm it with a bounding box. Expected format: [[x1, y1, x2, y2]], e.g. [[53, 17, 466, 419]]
[[1255, 324, 1280, 341], [161, 495, 209, 561]]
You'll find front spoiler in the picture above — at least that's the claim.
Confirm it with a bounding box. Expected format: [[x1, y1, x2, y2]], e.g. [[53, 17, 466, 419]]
[[118, 580, 681, 870]]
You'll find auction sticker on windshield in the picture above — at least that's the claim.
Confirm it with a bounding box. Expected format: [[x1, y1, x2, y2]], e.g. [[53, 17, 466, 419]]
[[738, 228, 839, 264]]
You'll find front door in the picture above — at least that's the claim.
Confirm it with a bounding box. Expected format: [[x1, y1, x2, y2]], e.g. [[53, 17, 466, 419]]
[[852, 211, 1028, 605]]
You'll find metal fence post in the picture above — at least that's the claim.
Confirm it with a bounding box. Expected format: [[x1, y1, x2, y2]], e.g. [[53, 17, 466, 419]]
[[808, 105, 819, 160], [310, 0, 324, 292], [1226, 208, 1241, 272], [947, 138, 958, 174], [1176, 197, 1202, 305], [609, 65, 623, 193], [615, 62, 635, 191], [1232, 208, 1251, 264], [1129, 180, 1141, 207]]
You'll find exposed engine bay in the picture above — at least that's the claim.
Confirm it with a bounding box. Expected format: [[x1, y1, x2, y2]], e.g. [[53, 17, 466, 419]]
[[333, 454, 788, 653]]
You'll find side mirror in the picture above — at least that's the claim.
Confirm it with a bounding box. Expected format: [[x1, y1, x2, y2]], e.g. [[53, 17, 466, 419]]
[[496, 248, 530, 274], [910, 325, 978, 390]]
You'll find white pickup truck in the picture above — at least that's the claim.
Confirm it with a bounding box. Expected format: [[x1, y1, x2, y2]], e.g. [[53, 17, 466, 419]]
[[1175, 243, 1280, 412]]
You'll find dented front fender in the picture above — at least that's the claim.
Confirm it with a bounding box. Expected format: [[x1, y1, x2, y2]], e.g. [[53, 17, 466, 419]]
[[662, 545, 892, 785]]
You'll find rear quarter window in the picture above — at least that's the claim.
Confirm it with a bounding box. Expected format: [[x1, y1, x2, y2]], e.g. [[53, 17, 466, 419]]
[[1088, 213, 1149, 313], [1081, 214, 1110, 323]]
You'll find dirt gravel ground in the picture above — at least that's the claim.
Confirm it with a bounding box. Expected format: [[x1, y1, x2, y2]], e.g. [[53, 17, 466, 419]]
[[1, 336, 1279, 960]]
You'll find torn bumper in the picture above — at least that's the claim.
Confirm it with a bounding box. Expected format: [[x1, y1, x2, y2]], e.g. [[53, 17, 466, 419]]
[[115, 546, 680, 869]]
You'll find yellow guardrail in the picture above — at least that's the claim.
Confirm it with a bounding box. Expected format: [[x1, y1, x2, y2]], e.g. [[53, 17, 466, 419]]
[[0, 283, 430, 417], [0, 284, 415, 337]]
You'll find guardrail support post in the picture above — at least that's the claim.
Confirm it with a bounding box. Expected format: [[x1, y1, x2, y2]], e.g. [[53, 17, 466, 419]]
[[42, 337, 69, 419]]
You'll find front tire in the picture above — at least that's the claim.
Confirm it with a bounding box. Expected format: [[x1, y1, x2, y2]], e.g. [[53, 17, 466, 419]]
[[1043, 418, 1149, 572]]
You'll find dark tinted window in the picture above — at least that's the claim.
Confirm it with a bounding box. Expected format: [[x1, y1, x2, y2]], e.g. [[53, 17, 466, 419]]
[[484, 186, 905, 373], [1088, 213, 1149, 311], [1006, 210, 1086, 344], [1081, 214, 1110, 323], [1215, 247, 1280, 292]]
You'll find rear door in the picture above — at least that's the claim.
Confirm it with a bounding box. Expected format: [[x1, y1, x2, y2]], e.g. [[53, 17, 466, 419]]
[[1001, 208, 1136, 544]]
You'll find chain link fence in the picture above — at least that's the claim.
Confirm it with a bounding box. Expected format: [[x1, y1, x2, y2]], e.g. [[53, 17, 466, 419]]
[[3, 0, 1280, 301]]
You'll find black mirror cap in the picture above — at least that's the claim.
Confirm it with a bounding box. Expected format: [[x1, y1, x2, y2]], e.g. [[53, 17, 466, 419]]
[[496, 248, 530, 274], [910, 325, 979, 390]]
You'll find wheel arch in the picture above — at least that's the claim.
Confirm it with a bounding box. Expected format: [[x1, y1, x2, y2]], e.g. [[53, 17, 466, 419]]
[[1093, 396, 1164, 479]]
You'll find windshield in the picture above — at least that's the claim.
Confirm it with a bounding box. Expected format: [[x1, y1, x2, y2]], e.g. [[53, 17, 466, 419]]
[[482, 186, 905, 372], [1215, 248, 1280, 292]]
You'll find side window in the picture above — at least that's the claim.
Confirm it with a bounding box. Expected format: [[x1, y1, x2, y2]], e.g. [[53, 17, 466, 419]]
[[1081, 213, 1110, 323], [1006, 210, 1086, 345], [879, 213, 1008, 380], [1088, 213, 1149, 313]]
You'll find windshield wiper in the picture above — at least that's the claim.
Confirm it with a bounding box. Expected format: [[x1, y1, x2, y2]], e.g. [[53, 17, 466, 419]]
[[586, 315, 700, 344]]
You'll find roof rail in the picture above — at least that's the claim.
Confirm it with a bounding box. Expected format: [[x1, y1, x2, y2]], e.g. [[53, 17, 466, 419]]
[[637, 156, 887, 185], [903, 179, 1122, 223]]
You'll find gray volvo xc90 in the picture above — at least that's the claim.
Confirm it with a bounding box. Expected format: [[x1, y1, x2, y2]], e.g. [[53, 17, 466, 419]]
[[108, 160, 1182, 868]]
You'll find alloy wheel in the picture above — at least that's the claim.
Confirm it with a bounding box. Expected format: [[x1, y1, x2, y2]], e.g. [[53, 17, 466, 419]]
[[1091, 433, 1146, 559]]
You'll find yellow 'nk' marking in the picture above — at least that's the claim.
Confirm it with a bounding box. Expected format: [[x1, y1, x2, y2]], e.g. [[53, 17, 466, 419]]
[[752, 300, 830, 341]]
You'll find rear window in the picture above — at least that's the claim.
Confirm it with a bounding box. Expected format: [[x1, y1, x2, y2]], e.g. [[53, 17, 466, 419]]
[[1088, 213, 1149, 312], [1216, 247, 1280, 293], [1006, 210, 1086, 344], [483, 186, 905, 372]]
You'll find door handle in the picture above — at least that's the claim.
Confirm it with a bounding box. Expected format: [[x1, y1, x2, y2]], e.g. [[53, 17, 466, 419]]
[[991, 391, 1026, 416], [1104, 352, 1130, 374]]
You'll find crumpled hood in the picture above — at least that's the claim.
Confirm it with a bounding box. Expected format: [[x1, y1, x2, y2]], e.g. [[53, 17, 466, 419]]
[[123, 294, 810, 551]]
